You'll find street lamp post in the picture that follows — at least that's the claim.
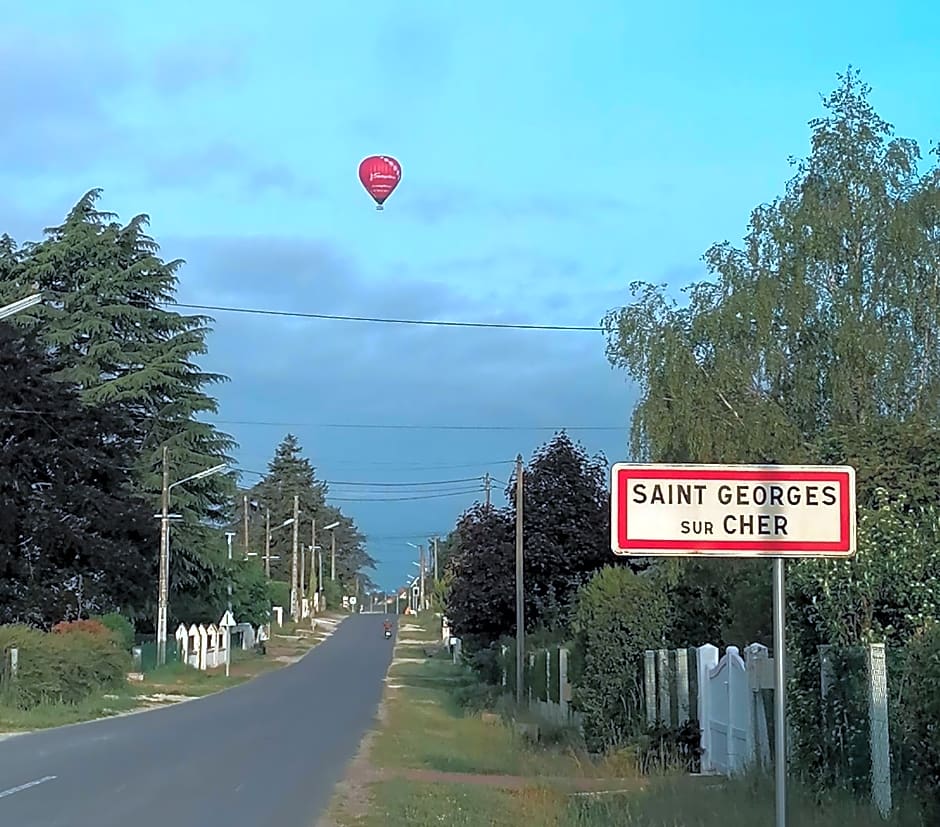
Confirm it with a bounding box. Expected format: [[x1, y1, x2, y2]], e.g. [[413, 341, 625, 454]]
[[157, 453, 227, 666], [224, 531, 235, 678], [0, 293, 42, 320], [323, 520, 340, 581], [264, 510, 295, 577]]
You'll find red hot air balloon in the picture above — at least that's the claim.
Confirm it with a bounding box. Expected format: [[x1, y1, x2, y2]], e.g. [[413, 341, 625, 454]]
[[358, 155, 402, 210]]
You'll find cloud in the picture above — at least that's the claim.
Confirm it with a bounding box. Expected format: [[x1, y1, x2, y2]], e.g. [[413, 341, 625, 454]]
[[148, 40, 250, 97], [142, 142, 320, 199], [161, 232, 636, 589], [0, 27, 133, 171], [403, 186, 635, 225]]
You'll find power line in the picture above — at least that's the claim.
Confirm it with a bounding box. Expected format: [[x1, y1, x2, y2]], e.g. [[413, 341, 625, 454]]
[[327, 488, 482, 503], [235, 468, 483, 488], [0, 408, 624, 433], [162, 301, 604, 332], [215, 419, 623, 432]]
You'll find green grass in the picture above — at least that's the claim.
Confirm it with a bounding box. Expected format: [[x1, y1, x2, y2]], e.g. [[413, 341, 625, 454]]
[[564, 775, 924, 826], [352, 781, 565, 827], [334, 615, 923, 827]]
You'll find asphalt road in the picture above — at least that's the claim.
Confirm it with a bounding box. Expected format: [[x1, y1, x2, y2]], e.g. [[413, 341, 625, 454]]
[[0, 613, 395, 827]]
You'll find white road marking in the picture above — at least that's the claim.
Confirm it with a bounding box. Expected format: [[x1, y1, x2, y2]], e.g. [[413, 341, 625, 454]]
[[0, 775, 57, 800]]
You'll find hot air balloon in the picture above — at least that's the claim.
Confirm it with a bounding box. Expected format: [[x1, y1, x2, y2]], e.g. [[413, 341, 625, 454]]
[[358, 155, 401, 210]]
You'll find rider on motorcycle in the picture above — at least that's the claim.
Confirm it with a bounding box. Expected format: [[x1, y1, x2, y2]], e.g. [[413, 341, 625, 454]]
[[383, 619, 392, 634]]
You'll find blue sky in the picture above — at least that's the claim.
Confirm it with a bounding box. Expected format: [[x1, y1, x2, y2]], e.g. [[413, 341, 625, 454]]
[[3, 2, 938, 590]]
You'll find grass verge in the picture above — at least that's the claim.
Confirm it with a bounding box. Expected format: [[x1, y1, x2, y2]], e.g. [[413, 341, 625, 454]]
[[327, 615, 922, 826], [0, 612, 346, 733]]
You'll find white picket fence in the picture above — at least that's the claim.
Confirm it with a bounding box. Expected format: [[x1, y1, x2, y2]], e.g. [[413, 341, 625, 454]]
[[644, 642, 891, 816]]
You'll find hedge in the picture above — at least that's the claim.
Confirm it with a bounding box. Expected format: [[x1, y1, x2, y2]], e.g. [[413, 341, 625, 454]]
[[0, 623, 131, 710]]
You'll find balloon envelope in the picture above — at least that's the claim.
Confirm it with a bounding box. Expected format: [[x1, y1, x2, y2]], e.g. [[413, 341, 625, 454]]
[[358, 155, 401, 209]]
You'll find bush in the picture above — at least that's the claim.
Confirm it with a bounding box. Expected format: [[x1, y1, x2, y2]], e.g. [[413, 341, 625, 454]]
[[268, 580, 290, 611], [899, 622, 940, 820], [572, 565, 670, 752], [92, 613, 136, 651], [636, 720, 703, 774], [0, 623, 130, 710]]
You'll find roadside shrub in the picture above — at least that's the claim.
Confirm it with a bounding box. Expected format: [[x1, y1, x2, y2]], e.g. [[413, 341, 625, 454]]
[[636, 719, 703, 774], [898, 622, 940, 821], [452, 681, 502, 713], [92, 613, 136, 651], [0, 623, 130, 710], [268, 580, 291, 611], [572, 566, 670, 752]]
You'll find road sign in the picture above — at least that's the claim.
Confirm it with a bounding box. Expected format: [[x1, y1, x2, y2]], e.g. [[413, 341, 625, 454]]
[[610, 463, 856, 558], [219, 610, 236, 628]]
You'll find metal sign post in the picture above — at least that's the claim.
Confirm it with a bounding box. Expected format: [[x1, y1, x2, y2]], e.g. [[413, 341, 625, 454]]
[[610, 463, 857, 827]]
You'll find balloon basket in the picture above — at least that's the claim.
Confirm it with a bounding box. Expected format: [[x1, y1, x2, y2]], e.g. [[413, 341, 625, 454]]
[[376, 205, 384, 211]]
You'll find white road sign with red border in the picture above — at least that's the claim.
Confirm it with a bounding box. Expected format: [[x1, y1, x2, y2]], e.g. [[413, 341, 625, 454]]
[[610, 463, 856, 558]]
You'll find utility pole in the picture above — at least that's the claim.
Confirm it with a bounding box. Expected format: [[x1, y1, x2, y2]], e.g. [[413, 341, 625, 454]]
[[419, 544, 426, 612], [291, 494, 300, 621], [331, 531, 336, 581], [157, 446, 170, 667], [300, 545, 306, 612], [484, 473, 491, 507], [433, 536, 439, 581], [318, 547, 324, 610], [514, 454, 524, 705], [264, 508, 272, 578], [310, 518, 317, 609], [225, 531, 235, 678], [242, 494, 250, 557]]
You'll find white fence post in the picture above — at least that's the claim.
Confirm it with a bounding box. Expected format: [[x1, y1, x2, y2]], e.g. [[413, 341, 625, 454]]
[[559, 648, 569, 718], [528, 652, 535, 704], [501, 645, 508, 687], [697, 644, 719, 772], [657, 649, 672, 726], [675, 648, 690, 725], [867, 643, 892, 818], [644, 650, 657, 726], [744, 643, 772, 769]]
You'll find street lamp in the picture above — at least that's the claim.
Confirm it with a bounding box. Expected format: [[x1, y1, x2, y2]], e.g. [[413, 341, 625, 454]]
[[224, 531, 236, 678], [407, 542, 426, 611], [264, 511, 295, 578], [157, 454, 228, 666], [323, 520, 339, 581], [0, 293, 42, 320]]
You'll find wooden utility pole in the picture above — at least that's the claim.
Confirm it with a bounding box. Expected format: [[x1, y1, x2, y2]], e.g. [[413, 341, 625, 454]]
[[514, 454, 524, 705], [264, 507, 272, 578], [484, 473, 491, 507], [419, 545, 426, 611], [310, 518, 317, 608], [331, 530, 336, 581], [242, 494, 250, 557], [291, 494, 300, 621], [157, 446, 170, 667]]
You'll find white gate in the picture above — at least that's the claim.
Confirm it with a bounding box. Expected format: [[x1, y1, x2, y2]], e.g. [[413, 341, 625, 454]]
[[697, 645, 751, 774]]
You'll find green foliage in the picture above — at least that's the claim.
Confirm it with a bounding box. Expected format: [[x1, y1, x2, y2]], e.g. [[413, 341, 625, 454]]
[[321, 578, 344, 611], [0, 190, 237, 621], [0, 624, 130, 710], [235, 434, 373, 587], [636, 719, 703, 775], [898, 623, 940, 821], [231, 560, 272, 626], [447, 432, 616, 649], [0, 324, 157, 626], [572, 566, 669, 752], [787, 495, 940, 791], [268, 580, 290, 611], [603, 70, 940, 465], [91, 613, 136, 651]]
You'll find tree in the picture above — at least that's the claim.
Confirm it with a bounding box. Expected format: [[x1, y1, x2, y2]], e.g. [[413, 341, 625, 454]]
[[603, 69, 940, 468], [235, 434, 375, 591], [600, 69, 940, 649], [0, 191, 237, 619], [446, 503, 516, 646], [0, 323, 157, 626], [510, 432, 614, 632]]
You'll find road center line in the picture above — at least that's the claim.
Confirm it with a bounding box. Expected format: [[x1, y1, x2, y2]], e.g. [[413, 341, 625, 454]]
[[0, 775, 58, 800]]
